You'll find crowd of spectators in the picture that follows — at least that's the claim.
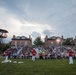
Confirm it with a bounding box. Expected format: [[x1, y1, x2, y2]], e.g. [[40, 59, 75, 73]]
[[3, 45, 76, 60]]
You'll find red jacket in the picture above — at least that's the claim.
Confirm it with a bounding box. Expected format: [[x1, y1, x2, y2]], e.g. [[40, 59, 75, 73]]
[[31, 49, 36, 56], [5, 50, 9, 56], [69, 50, 73, 56]]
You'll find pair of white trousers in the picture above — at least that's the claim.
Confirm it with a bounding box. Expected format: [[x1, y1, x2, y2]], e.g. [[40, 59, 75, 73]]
[[69, 56, 73, 64], [5, 56, 8, 62], [32, 56, 35, 61]]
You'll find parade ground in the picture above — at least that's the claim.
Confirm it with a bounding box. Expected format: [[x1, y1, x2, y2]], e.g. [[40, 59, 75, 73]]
[[0, 58, 76, 75]]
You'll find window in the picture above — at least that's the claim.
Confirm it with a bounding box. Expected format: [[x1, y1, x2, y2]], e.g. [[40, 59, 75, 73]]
[[16, 36, 20, 39], [25, 41, 27, 46], [21, 36, 25, 39], [15, 41, 17, 46]]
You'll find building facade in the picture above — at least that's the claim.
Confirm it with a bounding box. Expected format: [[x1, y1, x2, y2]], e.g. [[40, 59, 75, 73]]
[[11, 35, 32, 48], [45, 35, 63, 46]]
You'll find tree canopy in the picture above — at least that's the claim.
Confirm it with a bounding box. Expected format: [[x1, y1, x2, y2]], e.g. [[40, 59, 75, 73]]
[[33, 36, 44, 46], [62, 39, 73, 46]]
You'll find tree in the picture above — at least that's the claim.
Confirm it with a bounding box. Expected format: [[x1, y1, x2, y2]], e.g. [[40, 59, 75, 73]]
[[33, 36, 44, 45], [0, 43, 10, 53], [62, 39, 72, 46]]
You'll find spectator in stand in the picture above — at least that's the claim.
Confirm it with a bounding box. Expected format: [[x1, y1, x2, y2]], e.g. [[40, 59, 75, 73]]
[[39, 52, 43, 59], [50, 51, 53, 59], [25, 52, 28, 58], [20, 53, 24, 59], [31, 48, 37, 61], [68, 49, 74, 64]]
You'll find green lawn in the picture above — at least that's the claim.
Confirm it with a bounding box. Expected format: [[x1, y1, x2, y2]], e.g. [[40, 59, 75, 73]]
[[0, 58, 76, 75]]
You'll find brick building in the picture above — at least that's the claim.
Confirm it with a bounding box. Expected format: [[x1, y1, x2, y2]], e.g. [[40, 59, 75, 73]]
[[45, 35, 63, 46], [11, 35, 32, 48]]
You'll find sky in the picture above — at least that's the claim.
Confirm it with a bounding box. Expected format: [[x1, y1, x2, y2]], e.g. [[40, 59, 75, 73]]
[[0, 0, 76, 43]]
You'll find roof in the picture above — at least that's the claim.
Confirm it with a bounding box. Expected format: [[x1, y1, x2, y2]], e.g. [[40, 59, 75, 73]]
[[0, 29, 8, 33], [12, 38, 31, 40], [12, 36, 31, 41], [47, 38, 56, 40], [47, 36, 61, 40]]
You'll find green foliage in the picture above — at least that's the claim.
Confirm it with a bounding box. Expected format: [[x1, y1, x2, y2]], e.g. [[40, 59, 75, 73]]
[[0, 43, 10, 52], [33, 36, 44, 45], [0, 58, 76, 75], [63, 39, 72, 46], [3, 44, 10, 51]]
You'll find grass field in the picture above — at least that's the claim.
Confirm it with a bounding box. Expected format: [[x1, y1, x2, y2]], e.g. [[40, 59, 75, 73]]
[[0, 58, 76, 75]]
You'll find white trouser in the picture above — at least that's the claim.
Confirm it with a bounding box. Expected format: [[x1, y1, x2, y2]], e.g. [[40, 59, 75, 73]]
[[32, 56, 35, 61], [69, 56, 73, 64], [5, 56, 8, 61]]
